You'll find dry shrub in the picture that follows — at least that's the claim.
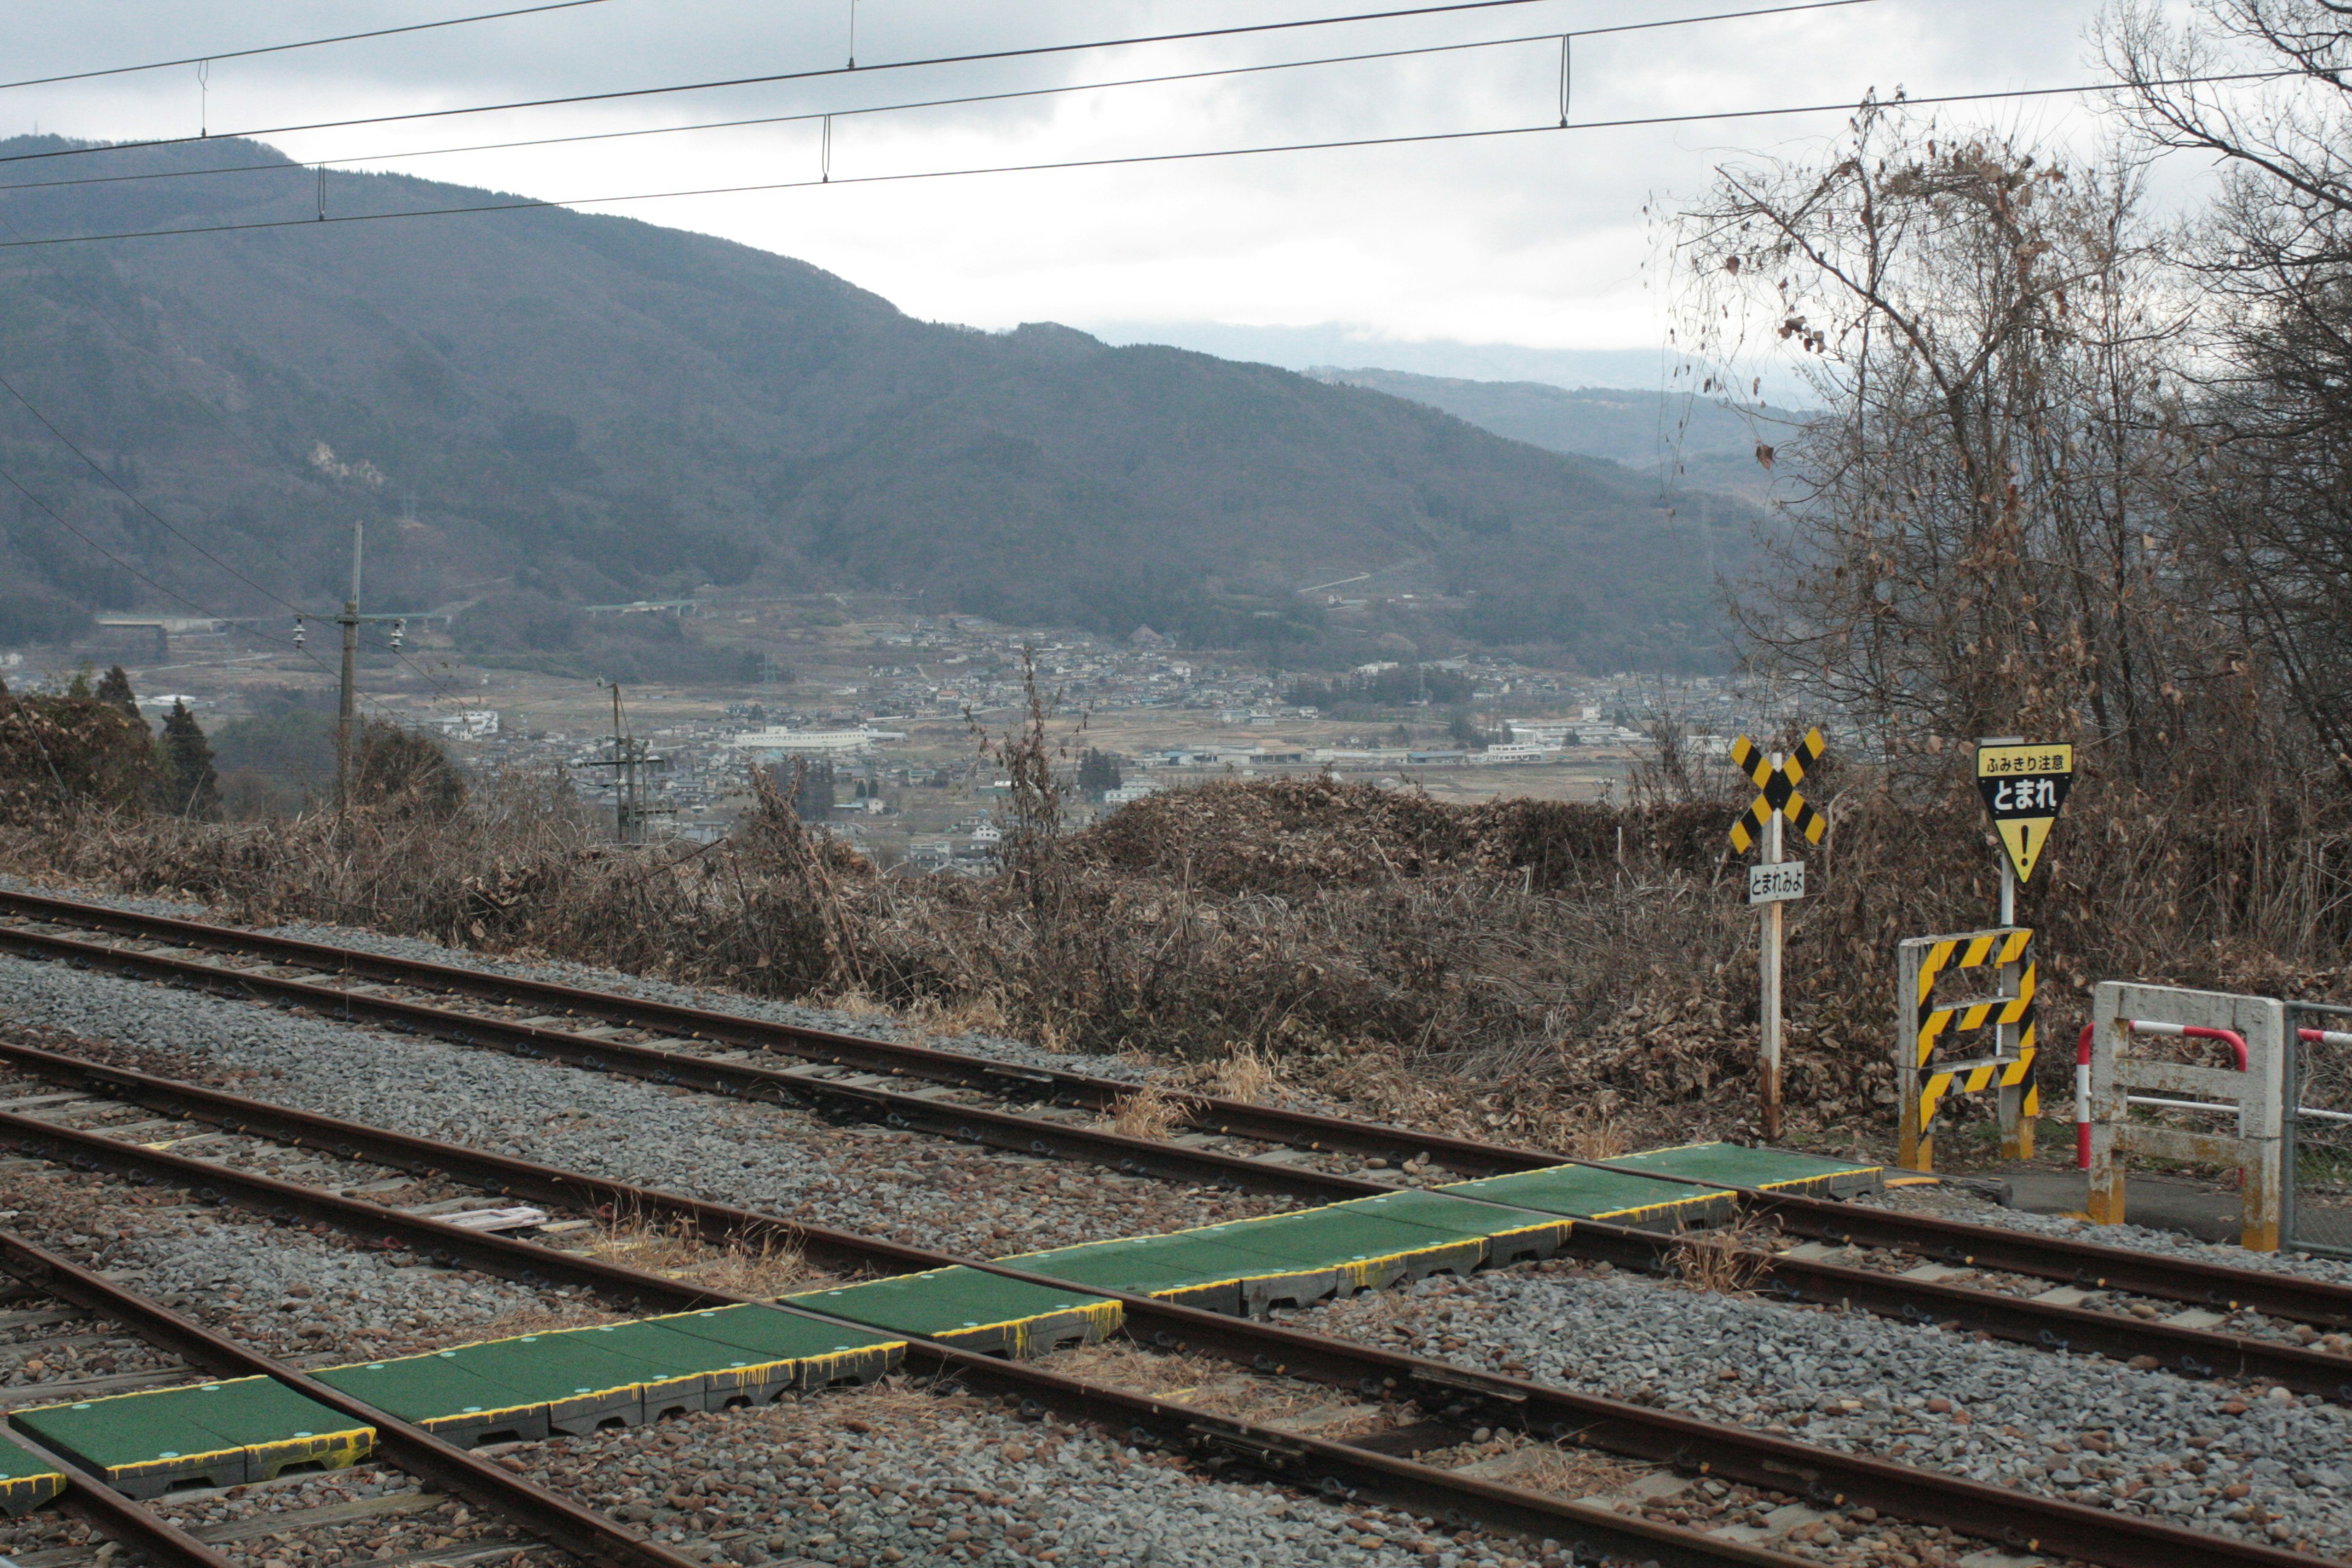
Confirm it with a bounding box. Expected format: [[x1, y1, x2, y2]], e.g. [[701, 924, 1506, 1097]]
[[0, 690, 155, 817], [1667, 1216, 1782, 1295], [1211, 1046, 1283, 1104], [1099, 1084, 1195, 1140], [2, 753, 2347, 1147]]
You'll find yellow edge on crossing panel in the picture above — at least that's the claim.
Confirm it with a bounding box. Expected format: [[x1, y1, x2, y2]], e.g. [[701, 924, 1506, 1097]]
[[1, 1472, 65, 1515]]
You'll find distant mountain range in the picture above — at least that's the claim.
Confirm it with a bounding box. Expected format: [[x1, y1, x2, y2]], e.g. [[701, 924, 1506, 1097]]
[[0, 135, 1763, 671], [1303, 368, 1804, 497]]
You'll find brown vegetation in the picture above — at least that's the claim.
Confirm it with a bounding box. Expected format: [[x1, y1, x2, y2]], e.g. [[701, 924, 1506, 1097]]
[[3, 743, 2346, 1153]]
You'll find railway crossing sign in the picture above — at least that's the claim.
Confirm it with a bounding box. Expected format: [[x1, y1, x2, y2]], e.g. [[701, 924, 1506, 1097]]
[[1728, 726, 1828, 1143], [1728, 729, 1827, 853], [1973, 742, 2074, 884]]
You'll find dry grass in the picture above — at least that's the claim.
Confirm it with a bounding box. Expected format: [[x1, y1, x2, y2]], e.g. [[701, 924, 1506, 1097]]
[[1099, 1084, 1196, 1141], [579, 1210, 821, 1298], [4, 754, 2348, 1148], [1490, 1444, 1648, 1499], [1210, 1046, 1283, 1104], [1667, 1216, 1782, 1295], [1046, 1341, 1332, 1425], [905, 989, 1012, 1042], [1562, 1110, 1631, 1161]]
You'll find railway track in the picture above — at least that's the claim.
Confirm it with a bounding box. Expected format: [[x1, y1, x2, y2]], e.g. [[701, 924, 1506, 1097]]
[[0, 1024, 2321, 1568], [0, 1232, 707, 1568], [4, 889, 2351, 1389], [0, 1052, 1794, 1568]]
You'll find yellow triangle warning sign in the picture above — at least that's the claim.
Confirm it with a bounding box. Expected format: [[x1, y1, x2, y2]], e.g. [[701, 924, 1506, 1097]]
[[1975, 743, 2074, 884], [1995, 816, 2051, 884]]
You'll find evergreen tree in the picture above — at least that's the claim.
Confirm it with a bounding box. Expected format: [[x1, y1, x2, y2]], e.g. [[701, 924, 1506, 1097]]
[[94, 665, 137, 717], [788, 760, 836, 820], [1076, 748, 1123, 801], [157, 699, 219, 818]]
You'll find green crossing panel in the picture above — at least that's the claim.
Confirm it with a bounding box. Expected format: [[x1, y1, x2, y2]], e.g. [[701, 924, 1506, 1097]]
[[788, 1268, 1118, 1357], [11, 1378, 371, 1499], [316, 1354, 552, 1446], [0, 1139, 1880, 1514], [0, 1432, 66, 1516], [1604, 1141, 1880, 1197], [1436, 1163, 1725, 1231], [643, 1304, 903, 1392], [428, 1332, 662, 1434]]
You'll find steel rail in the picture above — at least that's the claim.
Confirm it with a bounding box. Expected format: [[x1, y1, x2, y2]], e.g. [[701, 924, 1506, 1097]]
[[0, 1039, 2313, 1568], [1, 1425, 241, 1568], [0, 1232, 706, 1568], [0, 1121, 1795, 1566], [7, 1028, 2347, 1406], [9, 890, 2352, 1331], [0, 887, 1505, 1166], [0, 907, 1377, 1204]]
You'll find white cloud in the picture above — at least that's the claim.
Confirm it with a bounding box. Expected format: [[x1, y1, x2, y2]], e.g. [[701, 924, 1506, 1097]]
[[6, 0, 2136, 383]]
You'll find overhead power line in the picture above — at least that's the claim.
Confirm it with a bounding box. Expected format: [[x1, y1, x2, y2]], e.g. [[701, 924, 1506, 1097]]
[[0, 1, 617, 94], [0, 0, 1875, 171], [0, 69, 2291, 255], [0, 14, 1806, 201]]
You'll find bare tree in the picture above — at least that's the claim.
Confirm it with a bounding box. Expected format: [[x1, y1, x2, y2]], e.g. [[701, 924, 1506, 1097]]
[[1673, 100, 2253, 784], [2105, 1, 2352, 786]]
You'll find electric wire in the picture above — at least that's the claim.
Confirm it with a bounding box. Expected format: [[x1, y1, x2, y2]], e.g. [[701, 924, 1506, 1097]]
[[0, 0, 1876, 170], [0, 69, 2291, 254], [0, 374, 467, 706], [0, 1, 617, 94], [0, 14, 1807, 201], [0, 454, 413, 726]]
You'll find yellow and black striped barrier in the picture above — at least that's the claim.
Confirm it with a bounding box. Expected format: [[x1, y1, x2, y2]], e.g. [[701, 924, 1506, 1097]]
[[1898, 926, 2037, 1172]]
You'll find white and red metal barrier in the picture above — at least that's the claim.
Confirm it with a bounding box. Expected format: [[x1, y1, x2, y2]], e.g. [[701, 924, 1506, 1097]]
[[2081, 984, 2286, 1250], [2075, 1023, 2352, 1169]]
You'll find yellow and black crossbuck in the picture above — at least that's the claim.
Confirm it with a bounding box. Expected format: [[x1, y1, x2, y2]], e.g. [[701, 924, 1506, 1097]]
[[1727, 728, 1828, 854]]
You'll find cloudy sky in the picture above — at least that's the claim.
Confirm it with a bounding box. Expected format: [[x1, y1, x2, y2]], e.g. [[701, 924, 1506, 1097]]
[[5, 0, 2159, 384]]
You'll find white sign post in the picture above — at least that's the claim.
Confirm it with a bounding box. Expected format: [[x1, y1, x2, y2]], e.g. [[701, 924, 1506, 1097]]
[[1729, 729, 1826, 1141]]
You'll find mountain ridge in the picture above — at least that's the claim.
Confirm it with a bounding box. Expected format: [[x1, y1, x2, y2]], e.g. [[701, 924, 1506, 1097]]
[[0, 135, 1754, 670]]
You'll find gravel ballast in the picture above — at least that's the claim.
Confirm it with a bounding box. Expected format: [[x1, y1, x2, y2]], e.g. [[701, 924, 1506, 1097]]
[[524, 1384, 1551, 1568], [0, 874, 1148, 1082], [1, 1159, 609, 1365], [0, 951, 1292, 1257], [1292, 1261, 2352, 1558]]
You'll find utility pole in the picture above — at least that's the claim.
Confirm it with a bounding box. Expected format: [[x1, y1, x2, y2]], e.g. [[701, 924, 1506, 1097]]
[[613, 684, 639, 845], [336, 521, 361, 812], [1760, 749, 1785, 1141], [576, 682, 664, 844]]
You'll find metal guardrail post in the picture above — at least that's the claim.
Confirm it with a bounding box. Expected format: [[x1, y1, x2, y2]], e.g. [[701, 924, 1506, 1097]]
[[2087, 982, 2285, 1250]]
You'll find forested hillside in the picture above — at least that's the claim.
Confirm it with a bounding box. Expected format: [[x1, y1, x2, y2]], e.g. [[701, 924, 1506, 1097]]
[[0, 135, 1753, 669]]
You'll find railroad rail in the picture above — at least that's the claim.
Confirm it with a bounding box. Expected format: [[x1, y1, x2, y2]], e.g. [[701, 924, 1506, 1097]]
[[0, 1031, 2315, 1568], [0, 1238, 698, 1568], [0, 1106, 1790, 1567], [5, 888, 2351, 1341]]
